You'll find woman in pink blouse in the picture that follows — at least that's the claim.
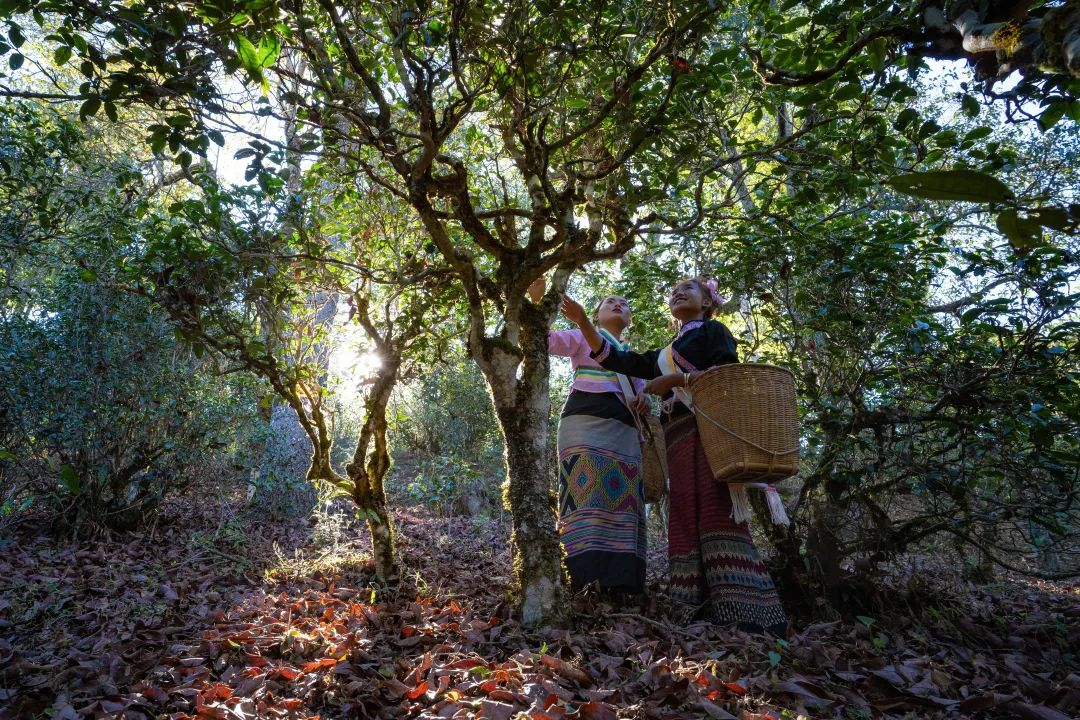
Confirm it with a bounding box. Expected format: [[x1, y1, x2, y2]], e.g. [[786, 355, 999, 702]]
[[530, 280, 648, 594]]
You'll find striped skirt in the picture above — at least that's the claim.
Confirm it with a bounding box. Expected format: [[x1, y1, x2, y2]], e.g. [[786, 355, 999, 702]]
[[666, 413, 788, 634], [557, 390, 646, 594]]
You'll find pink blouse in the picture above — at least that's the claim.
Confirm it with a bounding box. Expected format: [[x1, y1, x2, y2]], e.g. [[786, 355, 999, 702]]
[[548, 329, 644, 399]]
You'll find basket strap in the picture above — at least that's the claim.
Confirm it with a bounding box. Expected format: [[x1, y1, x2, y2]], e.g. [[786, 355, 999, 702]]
[[611, 369, 647, 443], [612, 368, 669, 485], [693, 404, 800, 456], [658, 345, 695, 410]]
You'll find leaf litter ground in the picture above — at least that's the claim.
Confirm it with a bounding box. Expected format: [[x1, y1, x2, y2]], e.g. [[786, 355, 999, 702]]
[[1, 498, 1077, 719]]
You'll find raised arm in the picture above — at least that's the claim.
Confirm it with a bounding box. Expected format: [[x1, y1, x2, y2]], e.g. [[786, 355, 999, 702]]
[[561, 296, 661, 380]]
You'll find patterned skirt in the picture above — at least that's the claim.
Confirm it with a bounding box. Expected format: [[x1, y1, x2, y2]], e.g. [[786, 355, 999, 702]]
[[557, 390, 646, 593], [665, 413, 788, 634]]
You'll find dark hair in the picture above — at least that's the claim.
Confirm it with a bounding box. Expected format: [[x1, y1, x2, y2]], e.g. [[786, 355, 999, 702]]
[[672, 277, 716, 319]]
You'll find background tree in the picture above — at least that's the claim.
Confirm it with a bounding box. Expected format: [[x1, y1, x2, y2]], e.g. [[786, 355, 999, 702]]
[[0, 102, 258, 533]]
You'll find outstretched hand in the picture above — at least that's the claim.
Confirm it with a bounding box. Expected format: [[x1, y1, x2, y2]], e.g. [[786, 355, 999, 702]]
[[642, 373, 684, 397], [560, 295, 588, 327]]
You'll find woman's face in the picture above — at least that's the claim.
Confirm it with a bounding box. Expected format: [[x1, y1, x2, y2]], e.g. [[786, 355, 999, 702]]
[[668, 279, 710, 319], [595, 295, 631, 330]]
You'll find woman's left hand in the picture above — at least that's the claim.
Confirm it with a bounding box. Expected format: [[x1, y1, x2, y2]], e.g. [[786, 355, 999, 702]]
[[642, 373, 684, 397]]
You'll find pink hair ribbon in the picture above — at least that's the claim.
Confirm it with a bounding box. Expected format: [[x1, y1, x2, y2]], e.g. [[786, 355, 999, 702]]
[[702, 278, 724, 308]]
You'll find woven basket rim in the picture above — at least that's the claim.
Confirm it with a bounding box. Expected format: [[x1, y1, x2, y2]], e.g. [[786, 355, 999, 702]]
[[689, 362, 796, 382]]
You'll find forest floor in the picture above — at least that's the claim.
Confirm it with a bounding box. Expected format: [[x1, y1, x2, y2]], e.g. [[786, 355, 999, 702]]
[[0, 495, 1077, 720]]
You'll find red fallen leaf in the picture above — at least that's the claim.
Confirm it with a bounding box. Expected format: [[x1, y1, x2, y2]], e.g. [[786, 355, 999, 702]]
[[540, 654, 593, 686], [445, 658, 487, 671], [282, 698, 304, 710], [245, 653, 269, 667], [405, 680, 429, 700], [488, 689, 520, 703], [723, 681, 748, 695], [301, 658, 339, 672], [273, 665, 304, 681], [206, 684, 233, 701], [566, 701, 617, 719], [401, 625, 418, 638]]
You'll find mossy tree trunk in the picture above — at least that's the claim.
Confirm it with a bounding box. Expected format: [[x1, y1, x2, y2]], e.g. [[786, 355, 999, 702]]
[[476, 305, 567, 627]]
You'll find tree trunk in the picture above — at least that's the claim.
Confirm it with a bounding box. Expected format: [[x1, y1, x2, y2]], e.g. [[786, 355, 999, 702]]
[[949, 3, 1080, 79], [475, 312, 567, 627], [346, 361, 400, 583]]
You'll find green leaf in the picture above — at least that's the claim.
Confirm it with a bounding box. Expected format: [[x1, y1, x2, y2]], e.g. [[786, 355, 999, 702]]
[[833, 83, 862, 103], [60, 464, 80, 494], [1039, 102, 1067, 130], [867, 37, 887, 72], [8, 23, 25, 48], [8, 52, 23, 70], [894, 108, 918, 131], [53, 45, 72, 65], [104, 101, 118, 122], [0, 450, 15, 461], [255, 35, 279, 68], [960, 307, 983, 325], [79, 96, 101, 119], [767, 651, 782, 667], [996, 209, 1043, 250], [887, 170, 1014, 204], [933, 129, 957, 147], [961, 94, 980, 117], [964, 126, 992, 142], [856, 615, 876, 627], [1028, 206, 1070, 231], [233, 34, 260, 72], [78, 268, 97, 282]]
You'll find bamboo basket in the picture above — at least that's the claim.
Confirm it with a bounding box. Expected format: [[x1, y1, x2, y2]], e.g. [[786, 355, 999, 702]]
[[688, 363, 799, 484], [641, 415, 668, 503]]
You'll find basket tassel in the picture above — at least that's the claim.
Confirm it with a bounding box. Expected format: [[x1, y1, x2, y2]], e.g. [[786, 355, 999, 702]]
[[764, 486, 790, 526], [728, 484, 790, 526], [729, 484, 753, 525]]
